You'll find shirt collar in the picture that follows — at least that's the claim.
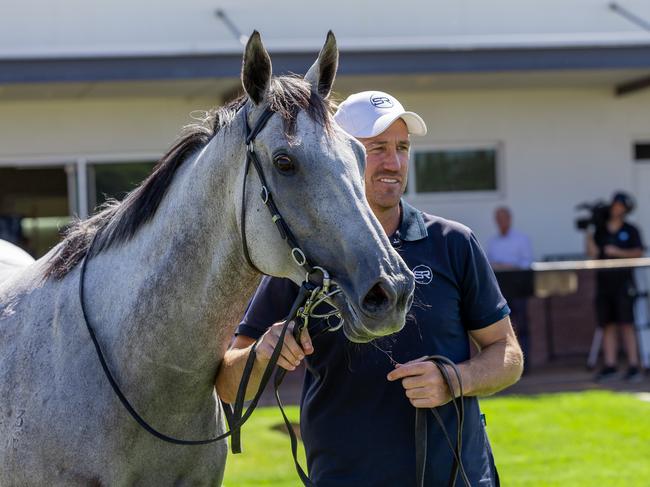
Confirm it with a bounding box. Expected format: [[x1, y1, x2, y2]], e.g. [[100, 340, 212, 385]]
[[394, 199, 428, 242]]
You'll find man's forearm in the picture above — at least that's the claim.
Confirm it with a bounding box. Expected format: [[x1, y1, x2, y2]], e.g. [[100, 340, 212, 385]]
[[618, 248, 644, 258], [585, 233, 599, 259], [215, 344, 267, 404], [455, 334, 523, 398]]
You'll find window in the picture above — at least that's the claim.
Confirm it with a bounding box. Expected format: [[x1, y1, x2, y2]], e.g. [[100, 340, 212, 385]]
[[634, 142, 650, 162], [408, 144, 501, 195], [0, 157, 158, 258], [87, 161, 156, 211], [0, 166, 74, 257]]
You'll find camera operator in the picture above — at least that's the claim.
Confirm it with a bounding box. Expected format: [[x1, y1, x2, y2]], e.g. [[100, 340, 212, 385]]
[[585, 192, 645, 382]]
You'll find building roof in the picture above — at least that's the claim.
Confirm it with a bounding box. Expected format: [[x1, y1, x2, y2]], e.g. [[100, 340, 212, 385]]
[[2, 0, 650, 85], [3, 0, 650, 58]]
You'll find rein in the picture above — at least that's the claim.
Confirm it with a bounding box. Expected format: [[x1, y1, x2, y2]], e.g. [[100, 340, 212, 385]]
[[77, 103, 470, 487], [415, 356, 471, 487], [77, 104, 341, 450]]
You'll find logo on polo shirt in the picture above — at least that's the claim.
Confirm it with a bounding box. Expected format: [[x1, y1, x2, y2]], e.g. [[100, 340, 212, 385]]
[[412, 265, 433, 285], [370, 94, 393, 108]]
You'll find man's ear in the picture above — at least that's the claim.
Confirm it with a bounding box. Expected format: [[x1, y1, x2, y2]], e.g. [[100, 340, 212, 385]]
[[304, 31, 338, 99], [241, 31, 272, 105]]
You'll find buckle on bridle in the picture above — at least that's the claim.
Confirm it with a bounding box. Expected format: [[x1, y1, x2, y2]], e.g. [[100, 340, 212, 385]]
[[296, 266, 344, 333], [260, 186, 269, 204], [291, 248, 307, 267], [307, 266, 331, 292]]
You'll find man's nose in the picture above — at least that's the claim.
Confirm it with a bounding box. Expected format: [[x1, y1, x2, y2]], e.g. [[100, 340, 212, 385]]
[[382, 148, 401, 171]]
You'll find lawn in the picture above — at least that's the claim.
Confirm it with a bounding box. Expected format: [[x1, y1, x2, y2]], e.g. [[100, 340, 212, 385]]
[[223, 390, 650, 486]]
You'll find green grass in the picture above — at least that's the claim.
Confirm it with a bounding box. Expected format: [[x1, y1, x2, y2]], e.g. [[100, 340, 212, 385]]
[[223, 407, 305, 487], [223, 391, 650, 486], [482, 391, 650, 486]]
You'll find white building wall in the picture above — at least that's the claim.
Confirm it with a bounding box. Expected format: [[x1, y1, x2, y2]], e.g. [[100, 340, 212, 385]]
[[1, 87, 649, 260], [0, 96, 218, 158]]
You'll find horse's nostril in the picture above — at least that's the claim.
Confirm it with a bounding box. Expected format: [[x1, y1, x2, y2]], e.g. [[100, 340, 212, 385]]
[[361, 282, 391, 314]]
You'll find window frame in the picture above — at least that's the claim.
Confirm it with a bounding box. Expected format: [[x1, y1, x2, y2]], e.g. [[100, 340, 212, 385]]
[[406, 141, 505, 203], [633, 140, 650, 163], [0, 152, 160, 218]]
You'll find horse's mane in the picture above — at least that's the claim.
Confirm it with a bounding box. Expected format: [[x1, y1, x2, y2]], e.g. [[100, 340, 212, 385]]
[[44, 76, 334, 280]]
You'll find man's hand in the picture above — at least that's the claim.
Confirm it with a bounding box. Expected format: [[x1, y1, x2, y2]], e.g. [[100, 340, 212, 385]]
[[255, 320, 313, 371], [603, 245, 624, 257], [387, 357, 458, 408]]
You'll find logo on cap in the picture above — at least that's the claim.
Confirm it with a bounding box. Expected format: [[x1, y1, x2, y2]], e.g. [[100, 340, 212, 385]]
[[412, 265, 433, 285], [370, 94, 394, 108]]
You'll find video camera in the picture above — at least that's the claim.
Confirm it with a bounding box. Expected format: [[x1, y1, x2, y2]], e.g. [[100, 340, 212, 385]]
[[575, 191, 636, 231], [575, 200, 610, 231]]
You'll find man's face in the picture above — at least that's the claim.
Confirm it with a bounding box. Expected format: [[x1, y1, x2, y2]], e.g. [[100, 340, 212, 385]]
[[495, 209, 511, 235], [610, 201, 627, 219], [358, 119, 410, 211]]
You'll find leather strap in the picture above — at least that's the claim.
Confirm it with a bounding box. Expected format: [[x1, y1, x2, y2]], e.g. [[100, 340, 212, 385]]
[[227, 283, 312, 454], [415, 355, 471, 487], [240, 105, 314, 275], [79, 231, 313, 447], [79, 101, 475, 487], [270, 308, 317, 486]]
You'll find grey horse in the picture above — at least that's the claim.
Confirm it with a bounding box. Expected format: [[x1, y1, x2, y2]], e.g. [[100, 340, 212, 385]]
[[0, 32, 414, 486]]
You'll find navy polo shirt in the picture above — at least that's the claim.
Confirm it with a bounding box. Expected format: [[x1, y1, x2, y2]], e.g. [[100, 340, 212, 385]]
[[237, 200, 510, 487], [593, 222, 644, 294]]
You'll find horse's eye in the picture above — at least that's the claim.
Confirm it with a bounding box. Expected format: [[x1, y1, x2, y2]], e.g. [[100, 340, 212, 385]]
[[273, 154, 296, 175]]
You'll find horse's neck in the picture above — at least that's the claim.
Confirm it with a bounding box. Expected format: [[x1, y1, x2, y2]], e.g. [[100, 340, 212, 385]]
[[81, 128, 259, 404]]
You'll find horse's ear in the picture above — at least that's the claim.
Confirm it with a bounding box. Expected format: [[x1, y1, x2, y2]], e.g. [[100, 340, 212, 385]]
[[304, 31, 338, 99], [241, 31, 272, 105]]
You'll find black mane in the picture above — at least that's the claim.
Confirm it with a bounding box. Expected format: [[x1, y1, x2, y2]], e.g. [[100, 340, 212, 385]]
[[44, 76, 333, 280]]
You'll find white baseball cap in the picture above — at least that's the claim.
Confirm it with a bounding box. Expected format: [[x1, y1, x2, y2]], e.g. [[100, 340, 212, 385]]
[[334, 91, 427, 138]]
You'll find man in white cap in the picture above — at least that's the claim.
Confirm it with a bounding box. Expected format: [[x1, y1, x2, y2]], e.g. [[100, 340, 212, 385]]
[[217, 91, 523, 486]]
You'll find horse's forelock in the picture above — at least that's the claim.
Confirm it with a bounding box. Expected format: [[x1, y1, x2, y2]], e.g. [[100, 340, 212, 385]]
[[268, 76, 334, 137]]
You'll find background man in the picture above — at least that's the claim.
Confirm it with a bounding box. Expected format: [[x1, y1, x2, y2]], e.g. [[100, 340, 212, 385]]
[[216, 91, 523, 486], [487, 206, 533, 364], [586, 191, 645, 382], [487, 207, 533, 271]]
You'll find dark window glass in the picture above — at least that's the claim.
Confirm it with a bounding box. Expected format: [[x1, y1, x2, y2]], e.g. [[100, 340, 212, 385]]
[[0, 166, 73, 257], [414, 149, 497, 193], [634, 143, 650, 161], [88, 162, 155, 210]]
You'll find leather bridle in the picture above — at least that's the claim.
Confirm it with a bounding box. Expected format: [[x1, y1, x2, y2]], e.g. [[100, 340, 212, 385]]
[[240, 104, 313, 275], [77, 102, 341, 453], [78, 103, 470, 487]]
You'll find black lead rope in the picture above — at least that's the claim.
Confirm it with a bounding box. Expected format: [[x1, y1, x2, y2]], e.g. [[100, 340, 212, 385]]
[[78, 230, 314, 447], [227, 282, 314, 455], [77, 104, 319, 449], [267, 334, 473, 487], [79, 102, 470, 487], [271, 311, 317, 487], [415, 356, 471, 487], [237, 105, 472, 486]]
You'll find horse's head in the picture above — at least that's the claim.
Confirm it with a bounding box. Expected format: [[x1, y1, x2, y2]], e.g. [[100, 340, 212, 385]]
[[238, 32, 415, 343]]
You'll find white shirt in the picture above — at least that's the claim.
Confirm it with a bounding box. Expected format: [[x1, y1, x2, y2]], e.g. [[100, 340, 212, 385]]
[[487, 229, 533, 269]]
